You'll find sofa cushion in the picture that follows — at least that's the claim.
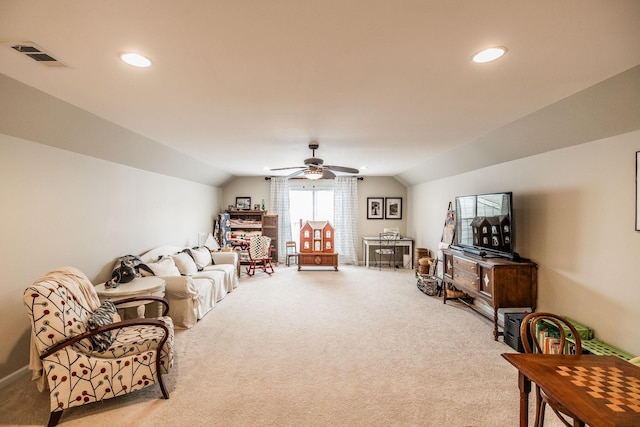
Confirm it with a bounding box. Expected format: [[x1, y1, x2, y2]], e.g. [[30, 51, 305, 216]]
[[172, 252, 198, 276], [146, 256, 181, 277], [188, 247, 214, 269], [204, 233, 221, 251]]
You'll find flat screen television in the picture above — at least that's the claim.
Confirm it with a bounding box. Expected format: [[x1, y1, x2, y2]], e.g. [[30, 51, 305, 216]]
[[452, 192, 517, 259]]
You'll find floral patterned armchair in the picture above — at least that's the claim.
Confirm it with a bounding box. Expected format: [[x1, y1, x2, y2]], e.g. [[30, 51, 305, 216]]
[[23, 267, 174, 427]]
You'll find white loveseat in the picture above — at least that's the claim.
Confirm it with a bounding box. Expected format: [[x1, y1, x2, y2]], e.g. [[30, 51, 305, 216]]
[[139, 246, 239, 328]]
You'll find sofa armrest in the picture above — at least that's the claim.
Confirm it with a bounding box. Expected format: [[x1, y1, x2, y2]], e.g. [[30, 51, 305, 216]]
[[160, 275, 198, 299], [211, 251, 238, 266]]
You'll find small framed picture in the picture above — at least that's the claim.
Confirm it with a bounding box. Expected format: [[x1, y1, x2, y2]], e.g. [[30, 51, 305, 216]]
[[385, 197, 402, 220], [254, 204, 261, 210], [637, 151, 640, 231], [236, 196, 251, 210], [367, 197, 384, 219]]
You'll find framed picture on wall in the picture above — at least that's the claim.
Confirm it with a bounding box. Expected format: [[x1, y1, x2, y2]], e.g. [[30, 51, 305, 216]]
[[636, 151, 640, 231], [367, 197, 384, 219], [236, 196, 251, 210], [385, 197, 402, 220]]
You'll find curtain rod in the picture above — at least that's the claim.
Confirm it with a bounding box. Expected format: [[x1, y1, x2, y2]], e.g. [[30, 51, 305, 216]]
[[264, 176, 363, 180]]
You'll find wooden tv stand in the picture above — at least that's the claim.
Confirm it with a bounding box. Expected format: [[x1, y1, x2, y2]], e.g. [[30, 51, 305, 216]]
[[442, 248, 537, 340]]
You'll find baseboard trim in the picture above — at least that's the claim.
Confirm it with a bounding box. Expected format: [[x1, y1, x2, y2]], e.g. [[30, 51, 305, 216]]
[[0, 365, 29, 390]]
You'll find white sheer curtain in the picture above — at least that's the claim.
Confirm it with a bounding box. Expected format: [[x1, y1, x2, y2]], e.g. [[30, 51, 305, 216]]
[[333, 177, 359, 264], [269, 177, 292, 264]]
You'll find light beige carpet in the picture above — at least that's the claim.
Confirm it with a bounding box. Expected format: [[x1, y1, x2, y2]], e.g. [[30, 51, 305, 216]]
[[0, 265, 564, 426]]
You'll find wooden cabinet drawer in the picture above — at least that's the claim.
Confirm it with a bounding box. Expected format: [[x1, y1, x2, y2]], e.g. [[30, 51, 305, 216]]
[[444, 253, 454, 277], [453, 256, 478, 274], [298, 253, 338, 270], [453, 269, 479, 290], [479, 266, 493, 297]]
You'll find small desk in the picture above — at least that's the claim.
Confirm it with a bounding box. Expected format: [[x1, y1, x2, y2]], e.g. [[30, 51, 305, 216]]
[[502, 353, 640, 427], [362, 236, 414, 268], [95, 277, 166, 318]]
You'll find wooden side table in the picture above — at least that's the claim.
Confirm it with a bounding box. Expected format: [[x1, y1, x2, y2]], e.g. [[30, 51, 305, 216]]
[[95, 277, 166, 318]]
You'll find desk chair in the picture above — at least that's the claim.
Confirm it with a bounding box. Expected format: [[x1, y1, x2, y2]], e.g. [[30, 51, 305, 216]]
[[520, 312, 584, 427], [285, 241, 298, 266], [374, 231, 399, 270]]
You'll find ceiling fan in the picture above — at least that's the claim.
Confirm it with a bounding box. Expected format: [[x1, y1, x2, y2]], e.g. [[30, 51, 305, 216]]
[[270, 142, 359, 180]]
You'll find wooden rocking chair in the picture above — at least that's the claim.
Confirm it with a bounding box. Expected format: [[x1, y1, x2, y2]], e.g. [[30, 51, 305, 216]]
[[246, 235, 274, 276]]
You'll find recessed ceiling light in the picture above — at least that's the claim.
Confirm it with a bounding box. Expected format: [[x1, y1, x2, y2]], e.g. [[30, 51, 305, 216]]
[[472, 47, 507, 63], [119, 52, 153, 67]]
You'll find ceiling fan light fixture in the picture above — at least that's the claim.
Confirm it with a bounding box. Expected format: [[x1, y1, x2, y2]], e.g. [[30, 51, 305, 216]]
[[304, 169, 324, 180], [472, 46, 507, 63]]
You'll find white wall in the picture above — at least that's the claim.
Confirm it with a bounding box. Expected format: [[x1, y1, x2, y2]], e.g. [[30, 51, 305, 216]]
[[408, 130, 640, 356], [0, 134, 221, 379]]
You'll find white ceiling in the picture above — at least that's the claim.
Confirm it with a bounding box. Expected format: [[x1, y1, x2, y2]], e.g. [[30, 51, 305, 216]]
[[1, 1, 639, 186]]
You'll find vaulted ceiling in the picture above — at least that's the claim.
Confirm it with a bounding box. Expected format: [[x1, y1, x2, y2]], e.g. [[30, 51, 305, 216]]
[[1, 1, 639, 186]]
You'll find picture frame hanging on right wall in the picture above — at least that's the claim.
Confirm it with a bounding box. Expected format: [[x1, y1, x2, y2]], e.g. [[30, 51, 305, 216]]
[[385, 197, 402, 220], [636, 151, 639, 231]]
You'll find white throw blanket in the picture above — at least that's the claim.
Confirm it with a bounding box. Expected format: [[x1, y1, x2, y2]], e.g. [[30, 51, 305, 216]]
[[29, 266, 101, 391]]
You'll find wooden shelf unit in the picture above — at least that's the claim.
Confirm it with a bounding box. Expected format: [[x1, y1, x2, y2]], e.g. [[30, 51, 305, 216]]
[[228, 210, 278, 263]]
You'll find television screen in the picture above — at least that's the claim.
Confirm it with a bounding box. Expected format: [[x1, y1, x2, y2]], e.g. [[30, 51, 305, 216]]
[[454, 192, 514, 258]]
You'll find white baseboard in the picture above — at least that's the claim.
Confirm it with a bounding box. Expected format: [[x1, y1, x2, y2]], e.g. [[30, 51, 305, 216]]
[[0, 365, 29, 390]]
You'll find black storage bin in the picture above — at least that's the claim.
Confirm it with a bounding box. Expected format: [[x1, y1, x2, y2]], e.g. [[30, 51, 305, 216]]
[[503, 312, 527, 353]]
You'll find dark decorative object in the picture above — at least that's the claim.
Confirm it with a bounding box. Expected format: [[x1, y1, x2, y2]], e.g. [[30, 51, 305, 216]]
[[105, 257, 139, 288], [471, 215, 511, 253]]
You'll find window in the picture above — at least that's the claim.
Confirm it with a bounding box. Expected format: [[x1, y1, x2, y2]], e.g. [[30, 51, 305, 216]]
[[289, 187, 333, 249]]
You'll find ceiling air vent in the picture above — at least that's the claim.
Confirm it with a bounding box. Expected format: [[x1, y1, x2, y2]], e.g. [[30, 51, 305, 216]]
[[4, 42, 67, 67]]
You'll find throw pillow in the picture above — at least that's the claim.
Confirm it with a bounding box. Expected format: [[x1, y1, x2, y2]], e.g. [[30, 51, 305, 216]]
[[87, 300, 117, 352], [204, 233, 221, 251], [189, 247, 214, 269], [172, 252, 198, 275], [146, 256, 181, 277]]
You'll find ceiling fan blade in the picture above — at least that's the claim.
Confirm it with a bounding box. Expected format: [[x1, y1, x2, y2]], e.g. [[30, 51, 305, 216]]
[[325, 165, 359, 174], [286, 169, 305, 179], [322, 169, 336, 179], [270, 166, 304, 171]]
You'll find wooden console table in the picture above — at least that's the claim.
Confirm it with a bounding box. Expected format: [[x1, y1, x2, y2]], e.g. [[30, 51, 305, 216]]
[[297, 253, 339, 271], [442, 248, 537, 340]]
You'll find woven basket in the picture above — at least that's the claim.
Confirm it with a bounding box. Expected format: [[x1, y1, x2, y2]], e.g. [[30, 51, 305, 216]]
[[446, 289, 466, 298], [445, 283, 466, 298]]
